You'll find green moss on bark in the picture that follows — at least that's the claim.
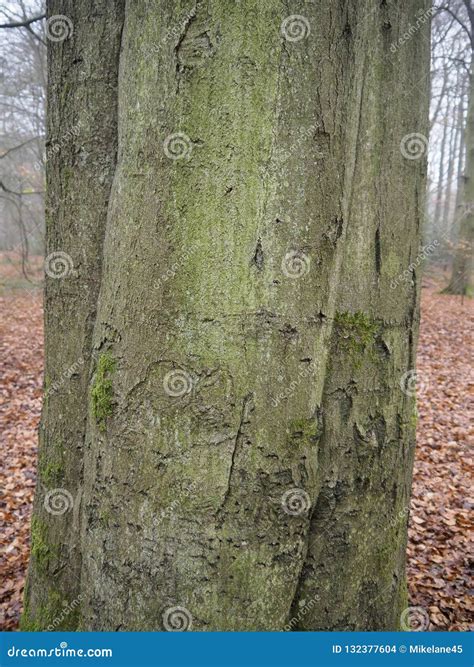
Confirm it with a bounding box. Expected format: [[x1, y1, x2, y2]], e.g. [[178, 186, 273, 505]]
[[334, 311, 379, 366], [20, 589, 81, 631], [39, 460, 64, 486], [91, 353, 116, 431], [288, 417, 321, 450], [30, 517, 58, 573]]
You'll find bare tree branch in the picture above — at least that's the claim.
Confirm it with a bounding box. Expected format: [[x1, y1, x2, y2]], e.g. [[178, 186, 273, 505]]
[[0, 180, 43, 196], [0, 13, 45, 29], [462, 0, 474, 35], [0, 136, 42, 160], [0, 12, 46, 44], [435, 4, 473, 48]]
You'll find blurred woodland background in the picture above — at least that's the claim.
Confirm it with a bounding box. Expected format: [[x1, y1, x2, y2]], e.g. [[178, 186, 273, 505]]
[[0, 0, 472, 631]]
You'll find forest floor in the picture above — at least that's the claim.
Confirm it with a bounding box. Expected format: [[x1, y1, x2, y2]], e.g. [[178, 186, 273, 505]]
[[0, 261, 472, 631]]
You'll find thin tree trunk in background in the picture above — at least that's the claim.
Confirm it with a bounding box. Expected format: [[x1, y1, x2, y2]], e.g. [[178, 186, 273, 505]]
[[430, 60, 449, 131], [445, 73, 467, 272], [428, 63, 447, 246], [445, 62, 474, 295], [434, 117, 448, 234], [24, 0, 430, 631], [453, 75, 467, 229], [442, 96, 459, 239]]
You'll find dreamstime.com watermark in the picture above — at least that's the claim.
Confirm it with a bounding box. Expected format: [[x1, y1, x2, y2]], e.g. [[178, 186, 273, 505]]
[[7, 642, 112, 658], [162, 605, 193, 631], [35, 121, 83, 171], [266, 596, 321, 631], [284, 596, 320, 631], [45, 595, 85, 631], [45, 15, 73, 42], [388, 504, 410, 529], [44, 356, 85, 400], [152, 246, 194, 291], [44, 251, 77, 279], [144, 7, 195, 61], [156, 481, 197, 526], [390, 240, 439, 289], [272, 361, 317, 408], [44, 488, 74, 515], [390, 7, 435, 53], [399, 369, 429, 398]]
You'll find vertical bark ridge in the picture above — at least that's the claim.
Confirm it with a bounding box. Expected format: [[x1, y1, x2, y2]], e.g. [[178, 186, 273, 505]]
[[23, 0, 125, 630], [285, 8, 370, 623], [288, 0, 430, 630], [78, 0, 352, 630]]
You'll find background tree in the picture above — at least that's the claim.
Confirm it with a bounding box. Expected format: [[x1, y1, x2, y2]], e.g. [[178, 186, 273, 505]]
[[430, 1, 472, 293], [23, 0, 430, 631], [0, 0, 45, 278]]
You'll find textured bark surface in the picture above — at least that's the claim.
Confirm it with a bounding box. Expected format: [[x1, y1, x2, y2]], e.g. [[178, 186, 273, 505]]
[[21, 0, 125, 630], [445, 62, 474, 295], [24, 0, 430, 631]]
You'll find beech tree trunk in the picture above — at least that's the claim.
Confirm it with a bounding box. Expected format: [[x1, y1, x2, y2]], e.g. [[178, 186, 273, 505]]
[[445, 63, 474, 295], [434, 117, 448, 236], [442, 90, 459, 238], [24, 0, 430, 631]]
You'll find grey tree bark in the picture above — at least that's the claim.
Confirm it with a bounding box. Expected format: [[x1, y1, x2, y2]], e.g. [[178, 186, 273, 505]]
[[24, 0, 430, 631], [444, 3, 473, 295], [434, 115, 448, 235], [445, 63, 474, 295], [442, 91, 459, 237]]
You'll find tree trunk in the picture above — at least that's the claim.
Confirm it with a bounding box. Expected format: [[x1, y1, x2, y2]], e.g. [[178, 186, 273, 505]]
[[21, 0, 125, 630], [442, 95, 459, 239], [452, 75, 467, 234], [444, 63, 474, 295], [24, 0, 430, 631], [433, 116, 448, 236]]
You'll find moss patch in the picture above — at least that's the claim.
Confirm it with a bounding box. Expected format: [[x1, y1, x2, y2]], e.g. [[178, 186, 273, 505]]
[[39, 460, 64, 486], [288, 417, 321, 449], [99, 509, 111, 528], [19, 609, 42, 631], [334, 311, 379, 367], [91, 352, 116, 431], [20, 589, 81, 631], [30, 517, 56, 572]]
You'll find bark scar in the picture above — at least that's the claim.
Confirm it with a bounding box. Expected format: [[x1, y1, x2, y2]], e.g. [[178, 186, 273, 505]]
[[252, 239, 264, 270], [217, 393, 253, 519]]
